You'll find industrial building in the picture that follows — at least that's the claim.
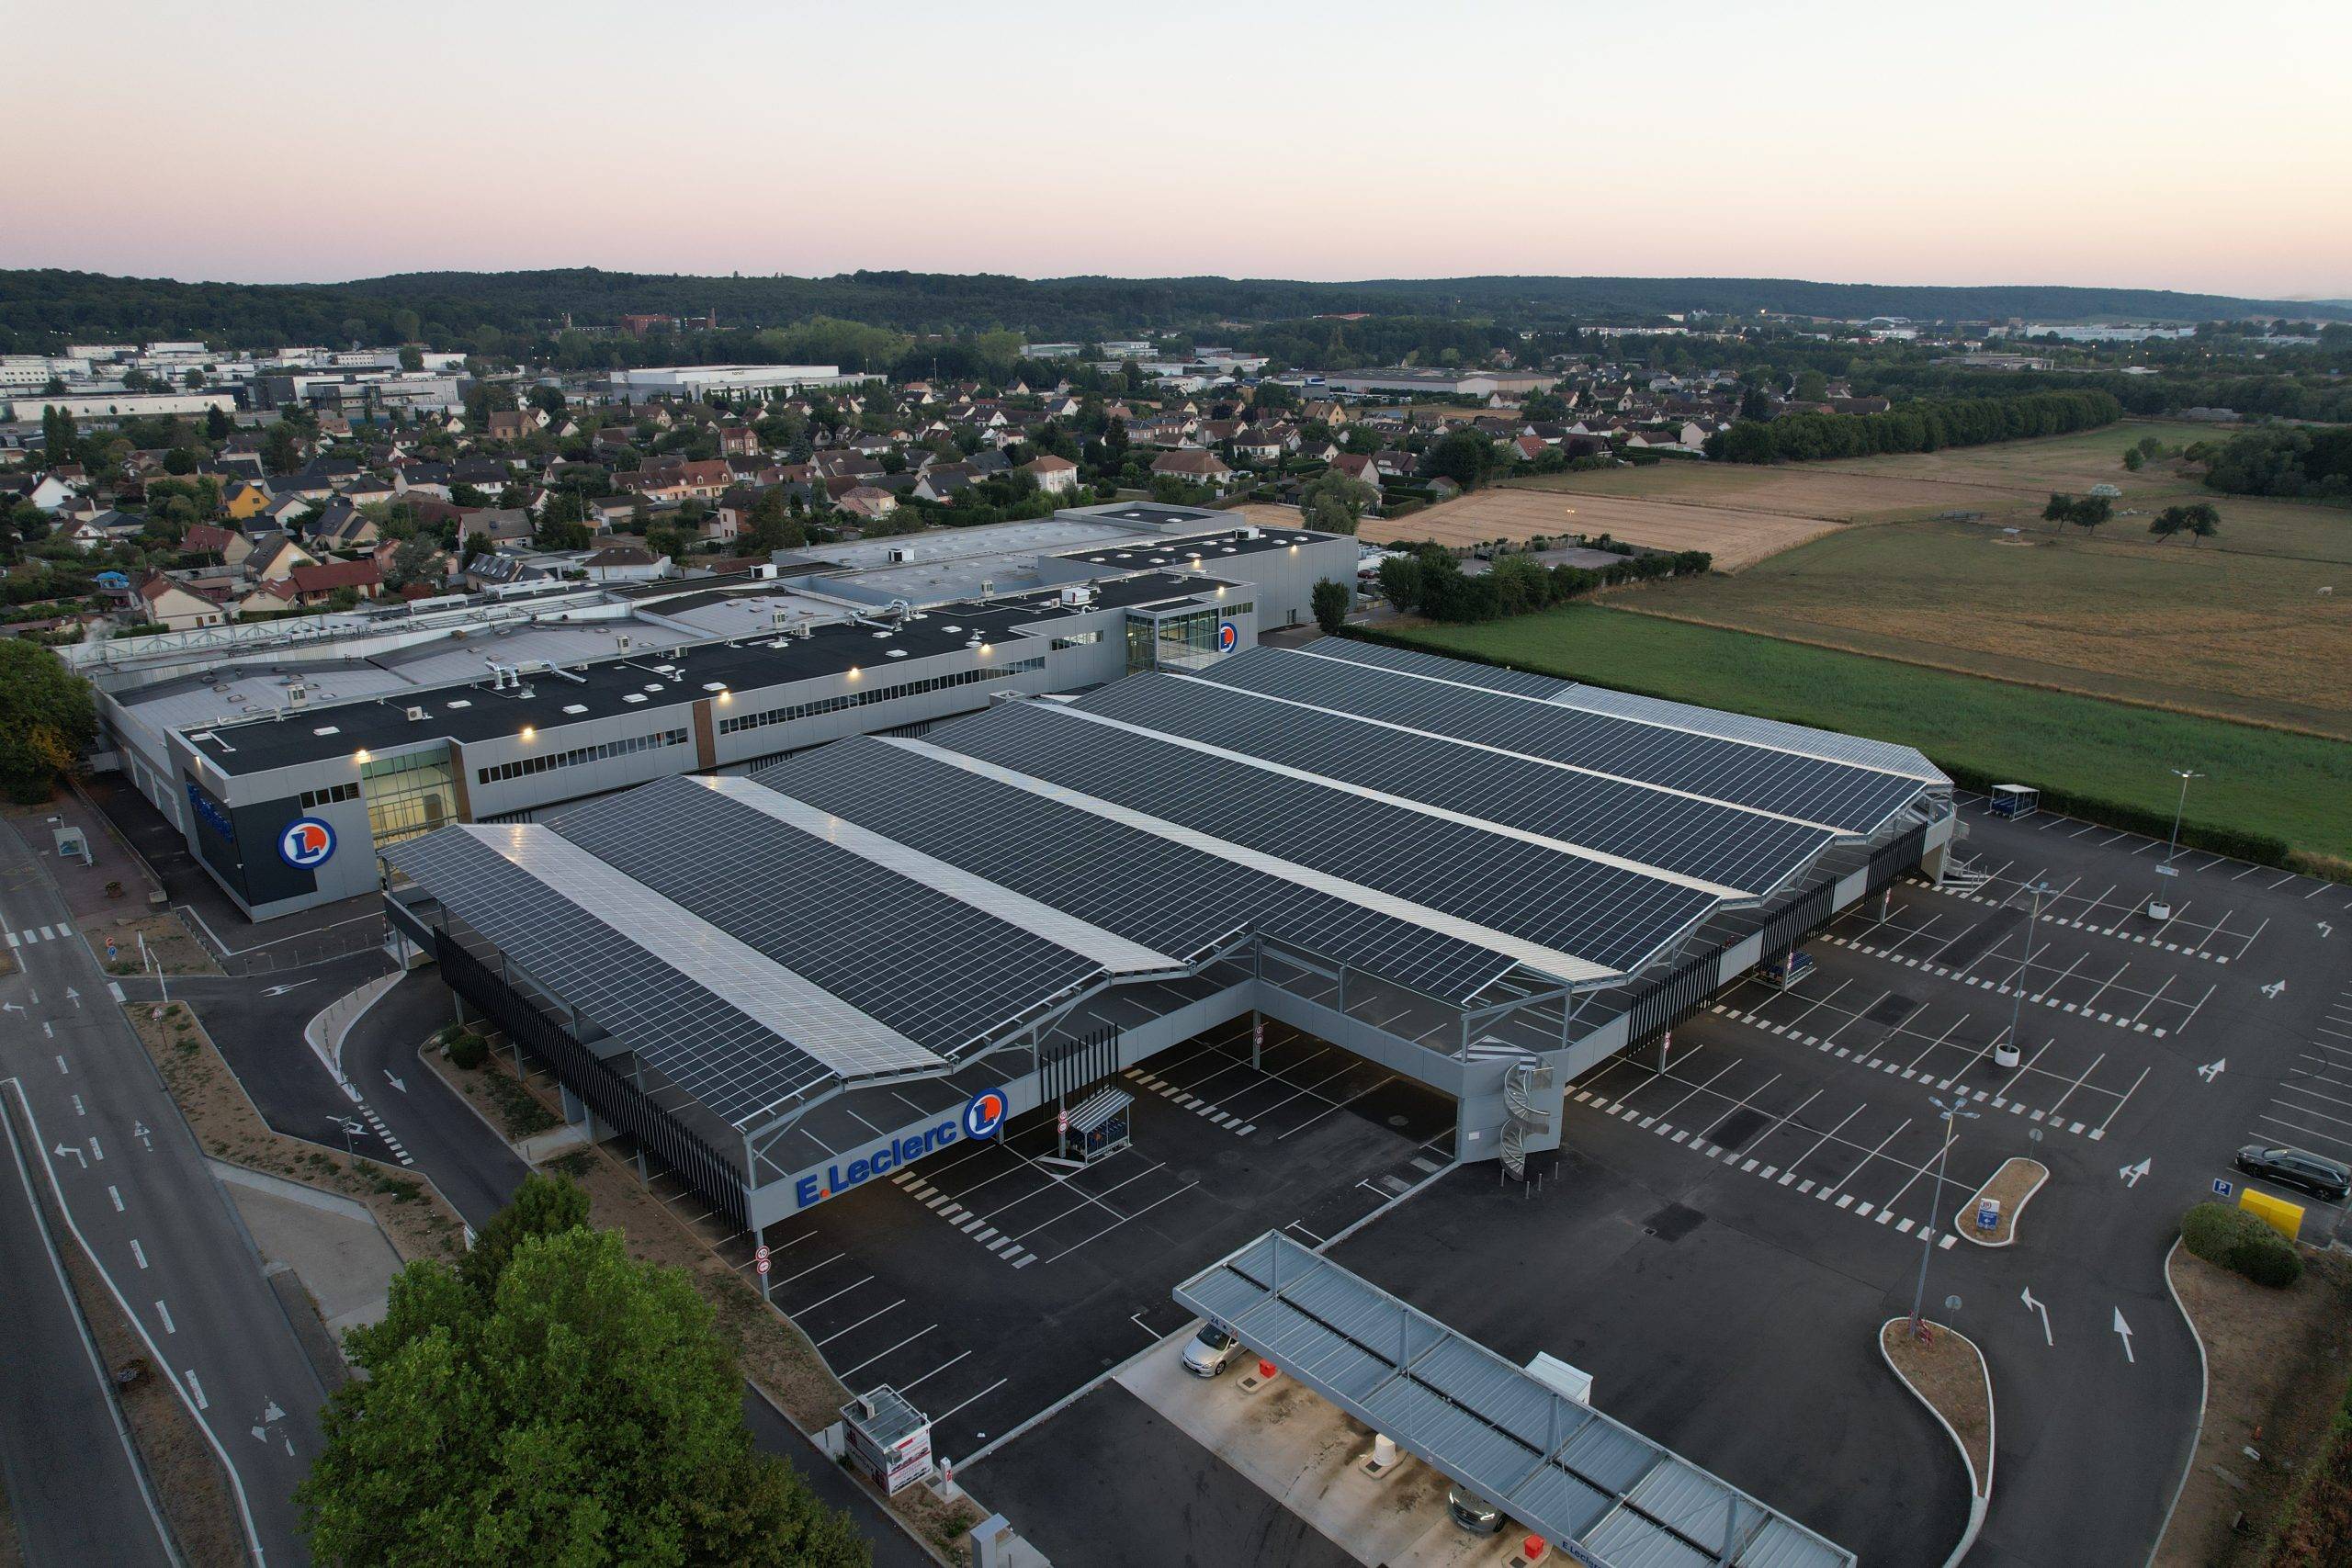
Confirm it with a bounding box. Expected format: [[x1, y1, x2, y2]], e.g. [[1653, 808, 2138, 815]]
[[381, 637, 1954, 1228], [88, 504, 1356, 919]]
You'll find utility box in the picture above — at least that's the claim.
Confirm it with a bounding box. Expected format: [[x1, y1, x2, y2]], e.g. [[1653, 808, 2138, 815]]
[[51, 824, 93, 866], [841, 1387, 934, 1495], [1523, 1352, 1593, 1406]]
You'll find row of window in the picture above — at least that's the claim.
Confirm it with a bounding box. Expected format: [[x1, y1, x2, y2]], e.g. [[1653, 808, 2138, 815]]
[[476, 728, 690, 785], [300, 781, 359, 809], [715, 659, 1045, 737]]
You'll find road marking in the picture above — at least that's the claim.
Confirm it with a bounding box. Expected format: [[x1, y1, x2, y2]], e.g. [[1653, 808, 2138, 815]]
[[131, 1238, 147, 1269], [107, 1184, 122, 1212], [156, 1300, 175, 1334], [184, 1369, 206, 1408], [2113, 1306, 2135, 1363]]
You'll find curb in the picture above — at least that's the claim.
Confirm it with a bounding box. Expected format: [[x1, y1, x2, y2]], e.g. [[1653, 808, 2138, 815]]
[[1880, 1317, 1993, 1567], [303, 969, 403, 1089], [1955, 1157, 2049, 1248], [2145, 1238, 2211, 1568]]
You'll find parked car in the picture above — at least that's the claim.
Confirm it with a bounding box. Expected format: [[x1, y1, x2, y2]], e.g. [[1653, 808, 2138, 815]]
[[2234, 1145, 2351, 1201], [1181, 1324, 1241, 1378], [1446, 1485, 1506, 1536]]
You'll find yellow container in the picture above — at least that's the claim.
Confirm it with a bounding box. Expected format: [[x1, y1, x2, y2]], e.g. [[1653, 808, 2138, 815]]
[[2239, 1186, 2304, 1242]]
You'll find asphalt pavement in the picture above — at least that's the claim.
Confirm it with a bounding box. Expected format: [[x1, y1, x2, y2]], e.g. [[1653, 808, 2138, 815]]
[[0, 814, 329, 1566], [0, 1090, 175, 1567]]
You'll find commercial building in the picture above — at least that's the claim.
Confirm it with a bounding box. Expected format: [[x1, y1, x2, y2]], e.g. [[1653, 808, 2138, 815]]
[[605, 364, 885, 400], [89, 504, 1355, 919], [1278, 369, 1562, 399], [382, 636, 1954, 1229]]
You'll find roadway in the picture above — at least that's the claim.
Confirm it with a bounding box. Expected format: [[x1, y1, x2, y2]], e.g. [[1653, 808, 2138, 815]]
[[0, 815, 327, 1566], [0, 1089, 175, 1567]]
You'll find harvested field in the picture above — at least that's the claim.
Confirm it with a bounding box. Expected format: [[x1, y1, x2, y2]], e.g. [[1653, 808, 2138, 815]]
[[1363, 487, 1840, 570]]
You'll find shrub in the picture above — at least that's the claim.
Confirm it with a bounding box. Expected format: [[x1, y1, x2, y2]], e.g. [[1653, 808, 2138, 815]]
[[445, 1031, 489, 1070], [2181, 1201, 2302, 1287]]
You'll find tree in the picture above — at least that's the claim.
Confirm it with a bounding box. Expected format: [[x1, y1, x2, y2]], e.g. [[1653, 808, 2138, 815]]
[[262, 421, 304, 476], [297, 1200, 866, 1568], [41, 406, 75, 457], [2177, 501, 2221, 545], [384, 534, 443, 592], [534, 519, 593, 551], [2071, 494, 2111, 536], [398, 345, 424, 372], [1426, 430, 1498, 491], [2120, 446, 2143, 471], [1737, 386, 1772, 422], [1487, 554, 1552, 616], [458, 1174, 589, 1300], [1310, 578, 1351, 634], [0, 641, 96, 803], [742, 488, 804, 556], [1295, 475, 1380, 536], [1792, 369, 1829, 403], [459, 530, 493, 567], [1374, 553, 1422, 612]]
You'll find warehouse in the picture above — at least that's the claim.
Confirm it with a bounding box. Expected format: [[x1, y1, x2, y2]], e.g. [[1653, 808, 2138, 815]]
[[382, 637, 1955, 1232]]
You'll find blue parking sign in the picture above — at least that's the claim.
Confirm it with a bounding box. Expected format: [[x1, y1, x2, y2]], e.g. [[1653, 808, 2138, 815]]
[[2211, 1178, 2233, 1199]]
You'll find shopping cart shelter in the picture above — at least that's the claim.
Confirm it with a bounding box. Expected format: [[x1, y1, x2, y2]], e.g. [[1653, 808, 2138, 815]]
[[382, 638, 1954, 1232]]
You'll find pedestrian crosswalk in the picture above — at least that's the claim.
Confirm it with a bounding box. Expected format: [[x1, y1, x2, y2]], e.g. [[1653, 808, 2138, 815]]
[[4, 919, 72, 949]]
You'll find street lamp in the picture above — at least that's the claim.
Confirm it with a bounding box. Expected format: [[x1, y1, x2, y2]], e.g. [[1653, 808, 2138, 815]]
[[326, 1116, 363, 1166], [2149, 769, 2202, 920], [1999, 878, 2056, 1069], [1910, 1094, 1982, 1337]]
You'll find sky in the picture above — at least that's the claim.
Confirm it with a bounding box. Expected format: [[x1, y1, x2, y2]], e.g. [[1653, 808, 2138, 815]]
[[8, 0, 2350, 299]]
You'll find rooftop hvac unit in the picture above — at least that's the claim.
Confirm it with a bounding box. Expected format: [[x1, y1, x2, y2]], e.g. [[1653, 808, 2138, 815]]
[[404, 705, 428, 721], [1238, 525, 1262, 540], [1057, 585, 1096, 607], [616, 634, 632, 650], [288, 683, 310, 705]]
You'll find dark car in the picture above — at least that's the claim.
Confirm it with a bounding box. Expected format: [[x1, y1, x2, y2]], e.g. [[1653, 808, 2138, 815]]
[[2235, 1145, 2351, 1201], [1445, 1485, 1505, 1536]]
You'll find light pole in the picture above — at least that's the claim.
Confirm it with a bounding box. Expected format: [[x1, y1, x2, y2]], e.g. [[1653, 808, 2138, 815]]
[[1999, 878, 2056, 1069], [2149, 769, 2201, 920], [326, 1116, 362, 1166], [1910, 1094, 1981, 1337]]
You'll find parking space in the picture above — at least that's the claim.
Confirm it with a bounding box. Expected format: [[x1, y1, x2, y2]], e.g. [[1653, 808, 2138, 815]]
[[2221, 980, 2352, 1231], [630, 1019, 1457, 1461]]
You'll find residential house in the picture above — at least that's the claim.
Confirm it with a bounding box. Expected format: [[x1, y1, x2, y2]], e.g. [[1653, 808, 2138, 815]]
[[1148, 449, 1233, 492], [182, 523, 253, 568], [133, 573, 229, 630], [833, 485, 899, 523], [287, 558, 383, 604], [1020, 455, 1079, 497], [249, 536, 320, 582]]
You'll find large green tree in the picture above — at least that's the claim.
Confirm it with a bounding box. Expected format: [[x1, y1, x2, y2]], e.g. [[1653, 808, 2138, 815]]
[[0, 641, 96, 803], [298, 1183, 865, 1568]]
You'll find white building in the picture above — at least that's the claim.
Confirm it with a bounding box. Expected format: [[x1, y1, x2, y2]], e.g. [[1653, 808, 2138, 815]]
[[606, 364, 883, 400]]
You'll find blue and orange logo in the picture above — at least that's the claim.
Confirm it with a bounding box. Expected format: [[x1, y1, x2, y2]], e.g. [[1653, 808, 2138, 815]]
[[1216, 621, 1238, 654], [278, 817, 336, 870], [962, 1088, 1008, 1140]]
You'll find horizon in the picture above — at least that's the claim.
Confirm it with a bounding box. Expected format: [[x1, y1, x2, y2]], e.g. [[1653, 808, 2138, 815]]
[[8, 0, 2350, 299]]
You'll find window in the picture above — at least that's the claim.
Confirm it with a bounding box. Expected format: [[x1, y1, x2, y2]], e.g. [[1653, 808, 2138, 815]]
[[299, 781, 359, 809], [715, 658, 1045, 739], [360, 747, 457, 847], [475, 728, 691, 786]]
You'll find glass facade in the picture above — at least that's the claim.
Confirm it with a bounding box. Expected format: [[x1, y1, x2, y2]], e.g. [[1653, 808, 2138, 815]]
[[1125, 604, 1250, 673], [361, 746, 457, 847]]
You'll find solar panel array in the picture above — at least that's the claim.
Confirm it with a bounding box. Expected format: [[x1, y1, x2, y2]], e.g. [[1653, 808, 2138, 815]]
[[1310, 635, 1573, 699], [1080, 671, 1835, 896], [930, 698, 1723, 978], [1175, 1233, 1854, 1568], [758, 736, 1523, 1003], [1199, 644, 1929, 832], [550, 776, 1102, 1056], [383, 827, 864, 1125]]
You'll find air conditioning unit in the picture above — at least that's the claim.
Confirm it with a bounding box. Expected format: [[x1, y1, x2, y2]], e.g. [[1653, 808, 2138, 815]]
[[1057, 585, 1096, 607], [404, 705, 428, 722]]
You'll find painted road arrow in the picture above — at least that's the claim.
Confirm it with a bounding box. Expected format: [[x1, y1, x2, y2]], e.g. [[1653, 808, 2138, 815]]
[[2262, 979, 2287, 998], [62, 987, 79, 1008], [2119, 1157, 2152, 1188], [2198, 1058, 2227, 1083], [2020, 1285, 2052, 1347], [51, 1144, 85, 1168], [2112, 1306, 2135, 1363], [382, 1069, 406, 1093]]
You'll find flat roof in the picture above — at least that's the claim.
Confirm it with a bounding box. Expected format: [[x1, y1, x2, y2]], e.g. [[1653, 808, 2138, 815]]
[[1175, 1234, 1854, 1568]]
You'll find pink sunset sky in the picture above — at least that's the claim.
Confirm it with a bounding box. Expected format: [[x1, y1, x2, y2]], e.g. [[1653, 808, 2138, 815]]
[[10, 0, 2350, 299]]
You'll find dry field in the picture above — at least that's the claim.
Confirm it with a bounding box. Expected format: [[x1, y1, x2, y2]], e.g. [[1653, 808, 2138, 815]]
[[1364, 487, 1841, 570]]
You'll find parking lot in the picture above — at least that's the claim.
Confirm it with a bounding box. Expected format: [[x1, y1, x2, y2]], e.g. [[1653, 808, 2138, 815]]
[[628, 1015, 1456, 1461]]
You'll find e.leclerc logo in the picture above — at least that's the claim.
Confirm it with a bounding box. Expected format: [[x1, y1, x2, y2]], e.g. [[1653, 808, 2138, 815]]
[[1216, 620, 1238, 654], [277, 817, 336, 870], [794, 1087, 1010, 1210]]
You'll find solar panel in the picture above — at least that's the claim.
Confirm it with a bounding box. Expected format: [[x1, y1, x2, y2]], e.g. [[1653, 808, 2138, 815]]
[[754, 737, 1526, 1003], [1544, 682, 1945, 781], [1302, 635, 1572, 698], [549, 776, 1104, 1056], [384, 826, 902, 1126], [929, 699, 1722, 978], [1079, 672, 1834, 896], [1199, 645, 1928, 833]]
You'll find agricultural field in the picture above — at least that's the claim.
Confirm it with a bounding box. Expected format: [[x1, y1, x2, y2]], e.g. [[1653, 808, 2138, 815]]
[[1361, 486, 1840, 570], [1383, 605, 2352, 867]]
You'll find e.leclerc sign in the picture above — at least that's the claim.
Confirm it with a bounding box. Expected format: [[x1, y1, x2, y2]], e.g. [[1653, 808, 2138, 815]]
[[793, 1088, 1008, 1210]]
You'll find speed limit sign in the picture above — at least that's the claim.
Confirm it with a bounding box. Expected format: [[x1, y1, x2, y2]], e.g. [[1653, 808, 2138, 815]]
[[754, 1244, 771, 1276]]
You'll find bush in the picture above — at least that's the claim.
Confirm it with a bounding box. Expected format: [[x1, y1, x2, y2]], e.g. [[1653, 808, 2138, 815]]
[[445, 1030, 489, 1070], [2181, 1201, 2303, 1287]]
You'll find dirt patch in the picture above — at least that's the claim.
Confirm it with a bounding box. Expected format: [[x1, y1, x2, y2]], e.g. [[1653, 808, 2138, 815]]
[[1956, 1157, 2047, 1246], [1364, 486, 1839, 570], [1883, 1318, 1992, 1496], [423, 1035, 561, 1139], [2154, 1246, 2352, 1566], [85, 911, 220, 977], [27, 1117, 245, 1566], [129, 1002, 465, 1264]]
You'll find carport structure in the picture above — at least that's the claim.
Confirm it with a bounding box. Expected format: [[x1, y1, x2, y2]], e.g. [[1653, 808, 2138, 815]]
[[381, 638, 1953, 1232], [1175, 1232, 1856, 1568]]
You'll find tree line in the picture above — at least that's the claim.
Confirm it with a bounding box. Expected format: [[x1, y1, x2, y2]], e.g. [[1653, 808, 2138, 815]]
[[1704, 389, 2122, 464], [2197, 425, 2352, 502], [1372, 542, 1713, 624]]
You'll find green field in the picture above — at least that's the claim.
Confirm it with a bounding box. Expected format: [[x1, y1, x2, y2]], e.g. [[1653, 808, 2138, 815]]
[[1382, 605, 2352, 869]]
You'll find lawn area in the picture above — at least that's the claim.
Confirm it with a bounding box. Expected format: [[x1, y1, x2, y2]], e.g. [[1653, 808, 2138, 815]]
[[1380, 604, 2352, 869], [1494, 421, 2352, 736]]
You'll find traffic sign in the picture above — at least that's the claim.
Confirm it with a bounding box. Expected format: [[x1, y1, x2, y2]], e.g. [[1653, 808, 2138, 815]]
[[756, 1257, 770, 1276], [2211, 1177, 2233, 1199], [754, 1243, 772, 1276]]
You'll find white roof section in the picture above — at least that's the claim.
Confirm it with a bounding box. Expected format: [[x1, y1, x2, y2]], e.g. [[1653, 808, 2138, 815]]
[[693, 774, 1182, 976], [466, 823, 939, 1084], [886, 736, 1622, 984], [1546, 682, 1946, 784]]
